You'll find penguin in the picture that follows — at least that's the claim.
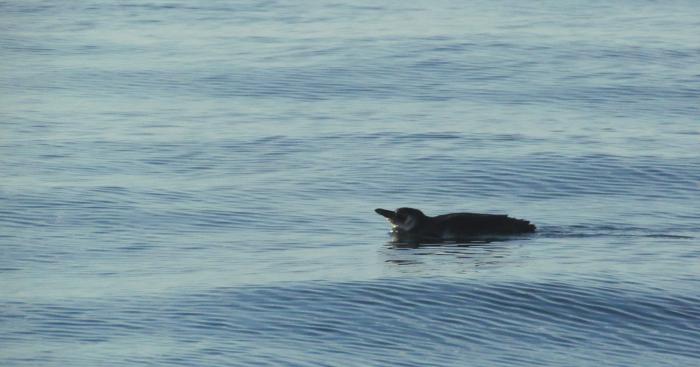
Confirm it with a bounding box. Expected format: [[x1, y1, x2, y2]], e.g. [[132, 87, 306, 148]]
[[375, 207, 535, 242]]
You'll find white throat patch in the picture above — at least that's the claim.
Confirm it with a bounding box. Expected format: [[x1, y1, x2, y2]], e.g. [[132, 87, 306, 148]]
[[395, 215, 416, 231]]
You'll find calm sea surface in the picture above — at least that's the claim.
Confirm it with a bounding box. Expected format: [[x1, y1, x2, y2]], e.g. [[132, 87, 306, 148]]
[[2, 1, 699, 366]]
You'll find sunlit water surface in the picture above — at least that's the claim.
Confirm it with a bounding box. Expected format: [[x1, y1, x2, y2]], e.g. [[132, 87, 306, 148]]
[[2, 1, 699, 366]]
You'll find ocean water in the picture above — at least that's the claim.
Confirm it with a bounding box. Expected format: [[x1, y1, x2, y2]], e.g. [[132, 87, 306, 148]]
[[1, 1, 699, 366]]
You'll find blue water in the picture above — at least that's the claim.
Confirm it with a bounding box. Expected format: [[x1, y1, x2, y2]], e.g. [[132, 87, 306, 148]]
[[2, 1, 699, 366]]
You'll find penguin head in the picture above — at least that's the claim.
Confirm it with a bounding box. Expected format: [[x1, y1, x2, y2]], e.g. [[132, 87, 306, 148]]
[[375, 207, 426, 231]]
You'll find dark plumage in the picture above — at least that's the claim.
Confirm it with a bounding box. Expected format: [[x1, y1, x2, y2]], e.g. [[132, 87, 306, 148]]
[[375, 207, 535, 242]]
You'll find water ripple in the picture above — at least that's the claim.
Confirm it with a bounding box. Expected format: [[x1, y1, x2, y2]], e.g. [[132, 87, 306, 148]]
[[3, 1, 700, 366], [2, 279, 698, 366]]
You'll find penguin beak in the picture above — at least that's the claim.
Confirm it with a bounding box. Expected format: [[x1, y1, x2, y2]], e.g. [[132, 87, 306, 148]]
[[375, 208, 396, 220], [375, 208, 406, 222]]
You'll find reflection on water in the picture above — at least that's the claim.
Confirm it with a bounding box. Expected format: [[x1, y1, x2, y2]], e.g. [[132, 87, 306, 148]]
[[382, 237, 526, 279], [383, 241, 517, 274]]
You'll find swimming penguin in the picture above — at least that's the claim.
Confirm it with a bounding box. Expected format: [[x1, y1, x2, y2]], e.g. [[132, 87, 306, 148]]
[[375, 207, 535, 242]]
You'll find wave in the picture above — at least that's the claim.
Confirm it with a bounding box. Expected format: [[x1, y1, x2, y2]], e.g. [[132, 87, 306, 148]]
[[3, 278, 698, 366]]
